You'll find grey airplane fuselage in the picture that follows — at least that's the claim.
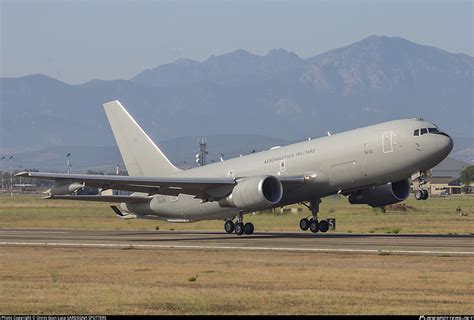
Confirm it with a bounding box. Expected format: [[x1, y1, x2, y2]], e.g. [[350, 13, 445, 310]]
[[124, 118, 453, 222]]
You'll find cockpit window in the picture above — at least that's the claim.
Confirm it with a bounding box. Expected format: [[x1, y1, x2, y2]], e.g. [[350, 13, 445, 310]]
[[414, 127, 450, 137], [428, 127, 450, 137]]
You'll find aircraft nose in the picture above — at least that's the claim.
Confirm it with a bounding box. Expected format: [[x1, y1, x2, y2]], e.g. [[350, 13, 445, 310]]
[[438, 134, 454, 156]]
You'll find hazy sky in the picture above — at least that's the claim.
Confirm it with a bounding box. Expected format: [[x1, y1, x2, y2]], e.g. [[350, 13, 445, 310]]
[[1, 0, 472, 84]]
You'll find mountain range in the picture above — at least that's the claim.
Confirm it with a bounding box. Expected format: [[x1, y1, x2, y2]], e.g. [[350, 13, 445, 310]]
[[9, 135, 288, 172], [0, 35, 472, 168]]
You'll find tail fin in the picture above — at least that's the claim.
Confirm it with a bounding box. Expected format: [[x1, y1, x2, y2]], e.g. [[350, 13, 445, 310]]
[[103, 100, 180, 176]]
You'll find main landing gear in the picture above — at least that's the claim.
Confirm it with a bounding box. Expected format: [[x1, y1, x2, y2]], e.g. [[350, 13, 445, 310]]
[[224, 211, 254, 236], [299, 199, 330, 233], [413, 170, 429, 200]]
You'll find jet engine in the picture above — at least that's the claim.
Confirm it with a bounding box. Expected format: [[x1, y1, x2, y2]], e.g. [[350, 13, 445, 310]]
[[348, 179, 410, 207], [219, 175, 283, 211], [48, 181, 83, 195]]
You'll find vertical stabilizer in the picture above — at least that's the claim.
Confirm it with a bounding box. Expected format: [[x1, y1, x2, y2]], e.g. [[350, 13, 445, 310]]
[[103, 100, 180, 176]]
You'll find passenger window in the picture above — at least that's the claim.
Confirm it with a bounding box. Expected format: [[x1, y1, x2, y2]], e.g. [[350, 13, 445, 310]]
[[420, 128, 428, 135], [414, 129, 419, 136]]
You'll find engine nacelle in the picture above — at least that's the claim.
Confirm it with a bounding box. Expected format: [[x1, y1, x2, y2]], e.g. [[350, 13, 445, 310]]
[[348, 179, 410, 207], [219, 175, 283, 211], [49, 181, 83, 195]]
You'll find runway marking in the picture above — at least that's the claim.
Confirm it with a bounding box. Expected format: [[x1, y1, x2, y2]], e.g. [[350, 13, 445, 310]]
[[0, 231, 68, 234], [1, 241, 473, 256]]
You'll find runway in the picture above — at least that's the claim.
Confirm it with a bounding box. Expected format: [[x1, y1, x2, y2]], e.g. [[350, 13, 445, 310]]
[[1, 228, 473, 255]]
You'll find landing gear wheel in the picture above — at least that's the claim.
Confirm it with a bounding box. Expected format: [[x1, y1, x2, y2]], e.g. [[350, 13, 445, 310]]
[[415, 190, 423, 200], [299, 218, 310, 231], [309, 220, 320, 233], [224, 220, 235, 234], [301, 199, 321, 232], [244, 223, 254, 235], [235, 222, 244, 235], [422, 190, 429, 200], [319, 220, 329, 233]]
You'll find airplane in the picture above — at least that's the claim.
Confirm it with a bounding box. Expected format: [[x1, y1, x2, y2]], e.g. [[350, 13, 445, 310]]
[[16, 100, 453, 235]]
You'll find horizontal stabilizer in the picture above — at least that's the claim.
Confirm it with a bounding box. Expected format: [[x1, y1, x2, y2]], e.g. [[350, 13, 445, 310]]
[[110, 205, 137, 219]]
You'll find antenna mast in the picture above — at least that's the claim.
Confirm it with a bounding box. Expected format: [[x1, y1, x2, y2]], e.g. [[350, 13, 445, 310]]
[[196, 138, 208, 166]]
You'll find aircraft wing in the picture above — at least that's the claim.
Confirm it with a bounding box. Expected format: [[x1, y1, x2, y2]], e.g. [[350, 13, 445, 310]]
[[16, 172, 237, 199], [16, 171, 313, 200]]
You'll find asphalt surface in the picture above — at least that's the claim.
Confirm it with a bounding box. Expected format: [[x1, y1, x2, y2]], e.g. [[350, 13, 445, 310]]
[[0, 229, 473, 255]]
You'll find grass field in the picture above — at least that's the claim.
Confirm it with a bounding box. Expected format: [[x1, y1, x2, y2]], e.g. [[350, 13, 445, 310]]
[[0, 194, 473, 234], [1, 195, 473, 315], [0, 246, 472, 315]]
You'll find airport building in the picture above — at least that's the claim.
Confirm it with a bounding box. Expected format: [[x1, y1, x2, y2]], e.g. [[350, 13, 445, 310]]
[[424, 177, 462, 196], [423, 157, 471, 195]]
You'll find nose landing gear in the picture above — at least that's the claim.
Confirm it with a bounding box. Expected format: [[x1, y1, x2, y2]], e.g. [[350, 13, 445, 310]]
[[412, 170, 430, 200], [414, 189, 429, 200]]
